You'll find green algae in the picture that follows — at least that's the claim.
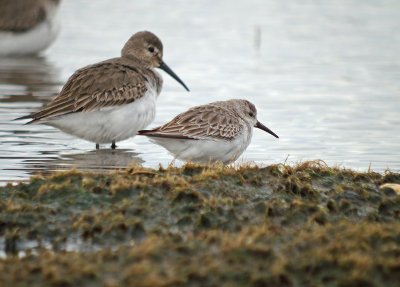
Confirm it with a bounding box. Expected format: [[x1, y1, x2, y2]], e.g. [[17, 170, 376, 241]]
[[0, 161, 400, 286]]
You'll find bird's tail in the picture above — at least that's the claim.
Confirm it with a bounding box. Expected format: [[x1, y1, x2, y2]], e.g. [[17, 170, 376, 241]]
[[13, 114, 36, 124], [137, 129, 151, 135], [14, 115, 32, 121]]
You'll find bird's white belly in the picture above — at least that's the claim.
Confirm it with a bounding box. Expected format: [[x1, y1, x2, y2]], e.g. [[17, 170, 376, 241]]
[[0, 18, 59, 56], [48, 93, 157, 144], [150, 127, 253, 164]]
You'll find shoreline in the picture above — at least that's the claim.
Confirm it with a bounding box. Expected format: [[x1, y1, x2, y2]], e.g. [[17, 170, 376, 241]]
[[1, 161, 400, 286]]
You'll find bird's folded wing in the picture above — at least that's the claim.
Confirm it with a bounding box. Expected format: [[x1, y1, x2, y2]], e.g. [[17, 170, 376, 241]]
[[0, 1, 48, 31], [28, 62, 149, 122], [141, 105, 241, 140]]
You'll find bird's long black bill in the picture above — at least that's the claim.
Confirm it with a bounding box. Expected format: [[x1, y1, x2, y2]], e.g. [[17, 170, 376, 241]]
[[159, 61, 190, 92], [256, 121, 279, 138]]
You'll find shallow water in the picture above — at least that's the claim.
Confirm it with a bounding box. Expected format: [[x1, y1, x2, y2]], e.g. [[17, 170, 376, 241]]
[[1, 0, 400, 182]]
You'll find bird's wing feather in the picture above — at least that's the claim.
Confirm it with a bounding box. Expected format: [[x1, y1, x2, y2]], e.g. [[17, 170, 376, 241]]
[[139, 104, 242, 140], [0, 0, 48, 31], [28, 61, 150, 122]]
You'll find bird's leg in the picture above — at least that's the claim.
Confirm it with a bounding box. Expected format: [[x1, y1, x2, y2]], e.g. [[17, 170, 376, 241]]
[[111, 141, 116, 149], [96, 143, 100, 150]]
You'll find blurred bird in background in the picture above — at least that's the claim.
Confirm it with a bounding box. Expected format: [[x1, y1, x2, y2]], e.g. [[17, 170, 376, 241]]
[[0, 0, 61, 56]]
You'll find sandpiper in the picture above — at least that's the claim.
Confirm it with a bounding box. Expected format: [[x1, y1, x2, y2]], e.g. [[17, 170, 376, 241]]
[[0, 0, 61, 56], [16, 31, 190, 149], [138, 99, 279, 164]]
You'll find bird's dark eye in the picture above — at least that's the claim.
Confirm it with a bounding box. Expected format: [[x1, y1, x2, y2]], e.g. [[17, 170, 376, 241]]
[[249, 112, 255, 117], [148, 47, 154, 53]]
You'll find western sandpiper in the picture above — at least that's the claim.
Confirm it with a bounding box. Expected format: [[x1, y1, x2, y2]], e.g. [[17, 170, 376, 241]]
[[17, 31, 189, 149], [138, 99, 278, 164], [0, 0, 60, 56]]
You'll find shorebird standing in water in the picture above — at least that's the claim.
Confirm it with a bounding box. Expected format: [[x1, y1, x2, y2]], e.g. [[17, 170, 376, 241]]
[[17, 31, 190, 149], [138, 99, 278, 164], [0, 0, 61, 56]]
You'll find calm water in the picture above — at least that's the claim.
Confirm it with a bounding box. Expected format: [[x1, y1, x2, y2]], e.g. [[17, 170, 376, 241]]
[[1, 0, 399, 183]]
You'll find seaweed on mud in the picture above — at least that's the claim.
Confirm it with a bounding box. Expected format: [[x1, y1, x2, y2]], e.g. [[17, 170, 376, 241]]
[[0, 161, 399, 286]]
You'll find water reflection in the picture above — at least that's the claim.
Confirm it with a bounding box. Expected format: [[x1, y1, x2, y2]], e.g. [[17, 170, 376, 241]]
[[20, 149, 144, 176], [0, 56, 60, 103]]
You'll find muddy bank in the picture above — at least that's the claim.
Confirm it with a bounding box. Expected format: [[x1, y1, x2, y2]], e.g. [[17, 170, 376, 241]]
[[1, 161, 400, 286]]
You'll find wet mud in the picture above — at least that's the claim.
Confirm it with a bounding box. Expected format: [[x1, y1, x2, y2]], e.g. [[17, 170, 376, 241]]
[[0, 161, 399, 286]]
